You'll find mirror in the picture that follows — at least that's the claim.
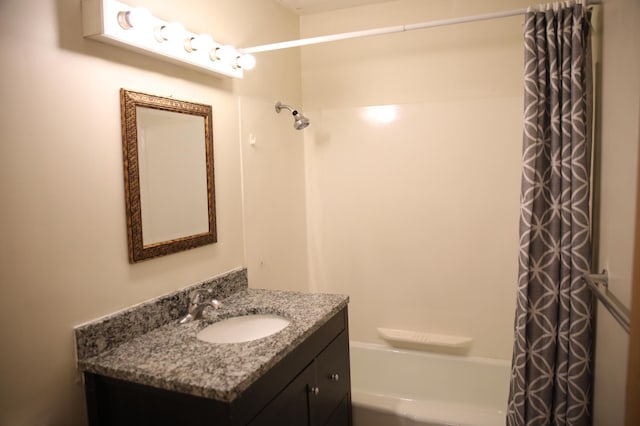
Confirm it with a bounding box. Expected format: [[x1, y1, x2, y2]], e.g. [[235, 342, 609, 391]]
[[120, 89, 216, 263]]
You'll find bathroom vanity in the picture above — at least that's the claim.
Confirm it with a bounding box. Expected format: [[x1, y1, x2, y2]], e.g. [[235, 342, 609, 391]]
[[75, 269, 351, 426]]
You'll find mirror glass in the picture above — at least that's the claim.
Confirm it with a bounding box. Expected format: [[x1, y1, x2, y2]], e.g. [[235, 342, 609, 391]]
[[121, 89, 216, 262]]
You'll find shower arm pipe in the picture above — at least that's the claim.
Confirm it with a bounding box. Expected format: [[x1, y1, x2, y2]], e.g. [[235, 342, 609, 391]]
[[276, 102, 296, 114], [240, 0, 602, 54]]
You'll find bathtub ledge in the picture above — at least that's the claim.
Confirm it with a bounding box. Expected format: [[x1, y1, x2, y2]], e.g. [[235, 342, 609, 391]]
[[377, 327, 473, 349]]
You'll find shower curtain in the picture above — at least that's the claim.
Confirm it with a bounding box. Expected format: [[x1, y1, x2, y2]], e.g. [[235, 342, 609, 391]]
[[507, 3, 593, 426]]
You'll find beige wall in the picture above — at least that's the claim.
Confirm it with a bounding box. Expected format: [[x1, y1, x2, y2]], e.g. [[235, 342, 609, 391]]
[[592, 0, 640, 424], [239, 96, 310, 292], [300, 0, 529, 360], [1, 0, 637, 424], [0, 0, 305, 424]]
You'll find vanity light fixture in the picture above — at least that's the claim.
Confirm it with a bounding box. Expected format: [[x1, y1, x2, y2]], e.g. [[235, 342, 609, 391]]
[[117, 7, 151, 30], [154, 22, 185, 43], [82, 0, 254, 78], [236, 53, 256, 70], [210, 44, 256, 71], [185, 34, 215, 53], [211, 44, 238, 63]]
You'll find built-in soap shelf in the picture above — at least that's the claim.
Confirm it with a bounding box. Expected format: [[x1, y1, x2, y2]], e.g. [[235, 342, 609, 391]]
[[377, 327, 473, 349]]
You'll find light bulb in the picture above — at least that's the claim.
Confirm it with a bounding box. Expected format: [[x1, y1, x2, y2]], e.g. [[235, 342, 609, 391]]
[[185, 34, 214, 52], [236, 54, 256, 70], [117, 7, 152, 30], [155, 22, 185, 42], [211, 44, 237, 63]]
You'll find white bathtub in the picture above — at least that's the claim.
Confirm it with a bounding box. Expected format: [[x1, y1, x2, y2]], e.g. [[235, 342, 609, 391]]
[[349, 342, 510, 426]]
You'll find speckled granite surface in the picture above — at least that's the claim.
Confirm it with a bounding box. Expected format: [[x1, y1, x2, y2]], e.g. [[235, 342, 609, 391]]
[[75, 268, 248, 361], [74, 269, 349, 403]]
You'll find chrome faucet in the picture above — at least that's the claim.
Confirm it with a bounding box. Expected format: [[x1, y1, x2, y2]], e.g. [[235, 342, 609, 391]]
[[179, 289, 221, 324]]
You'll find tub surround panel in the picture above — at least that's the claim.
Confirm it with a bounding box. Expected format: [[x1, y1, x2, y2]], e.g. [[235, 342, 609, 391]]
[[74, 271, 349, 402], [74, 268, 248, 361]]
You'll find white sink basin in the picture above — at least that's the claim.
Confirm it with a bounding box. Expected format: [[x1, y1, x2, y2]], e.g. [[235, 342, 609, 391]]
[[196, 314, 290, 344]]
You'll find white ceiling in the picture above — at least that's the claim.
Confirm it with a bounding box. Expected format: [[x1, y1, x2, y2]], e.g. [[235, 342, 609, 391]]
[[275, 0, 394, 15]]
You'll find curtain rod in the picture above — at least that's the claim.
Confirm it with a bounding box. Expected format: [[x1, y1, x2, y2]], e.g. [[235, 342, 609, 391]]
[[240, 0, 602, 54]]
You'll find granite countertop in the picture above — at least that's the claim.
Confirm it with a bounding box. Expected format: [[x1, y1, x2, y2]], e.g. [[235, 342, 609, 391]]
[[76, 280, 348, 403]]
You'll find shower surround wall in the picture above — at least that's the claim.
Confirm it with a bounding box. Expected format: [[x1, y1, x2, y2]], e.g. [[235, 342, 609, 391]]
[[300, 0, 529, 360], [300, 0, 640, 421]]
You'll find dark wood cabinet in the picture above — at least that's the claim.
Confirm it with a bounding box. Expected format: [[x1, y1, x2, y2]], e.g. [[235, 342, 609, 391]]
[[248, 356, 315, 426], [84, 308, 351, 426], [250, 330, 351, 426], [311, 331, 351, 426]]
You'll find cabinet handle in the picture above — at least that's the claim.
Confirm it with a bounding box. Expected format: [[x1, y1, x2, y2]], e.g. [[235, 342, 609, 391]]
[[309, 386, 320, 395], [330, 373, 340, 382]]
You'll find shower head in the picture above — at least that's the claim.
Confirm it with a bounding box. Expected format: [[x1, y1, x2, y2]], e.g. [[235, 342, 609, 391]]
[[275, 101, 310, 130]]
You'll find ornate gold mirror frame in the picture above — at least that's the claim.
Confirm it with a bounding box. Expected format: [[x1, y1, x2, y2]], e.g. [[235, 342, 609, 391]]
[[120, 89, 216, 263]]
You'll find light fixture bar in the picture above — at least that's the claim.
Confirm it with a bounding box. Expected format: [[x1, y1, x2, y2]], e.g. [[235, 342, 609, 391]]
[[81, 0, 246, 78]]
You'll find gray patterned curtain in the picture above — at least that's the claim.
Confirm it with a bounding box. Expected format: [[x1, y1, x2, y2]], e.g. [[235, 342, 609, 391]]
[[507, 3, 593, 426]]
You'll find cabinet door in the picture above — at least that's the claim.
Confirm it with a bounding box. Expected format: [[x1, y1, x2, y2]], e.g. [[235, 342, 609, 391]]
[[249, 362, 314, 426], [324, 395, 351, 426], [310, 331, 351, 426]]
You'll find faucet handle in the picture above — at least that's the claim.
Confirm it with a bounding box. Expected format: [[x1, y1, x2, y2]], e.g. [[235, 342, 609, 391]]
[[188, 288, 222, 311], [179, 289, 220, 324], [189, 288, 213, 304]]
